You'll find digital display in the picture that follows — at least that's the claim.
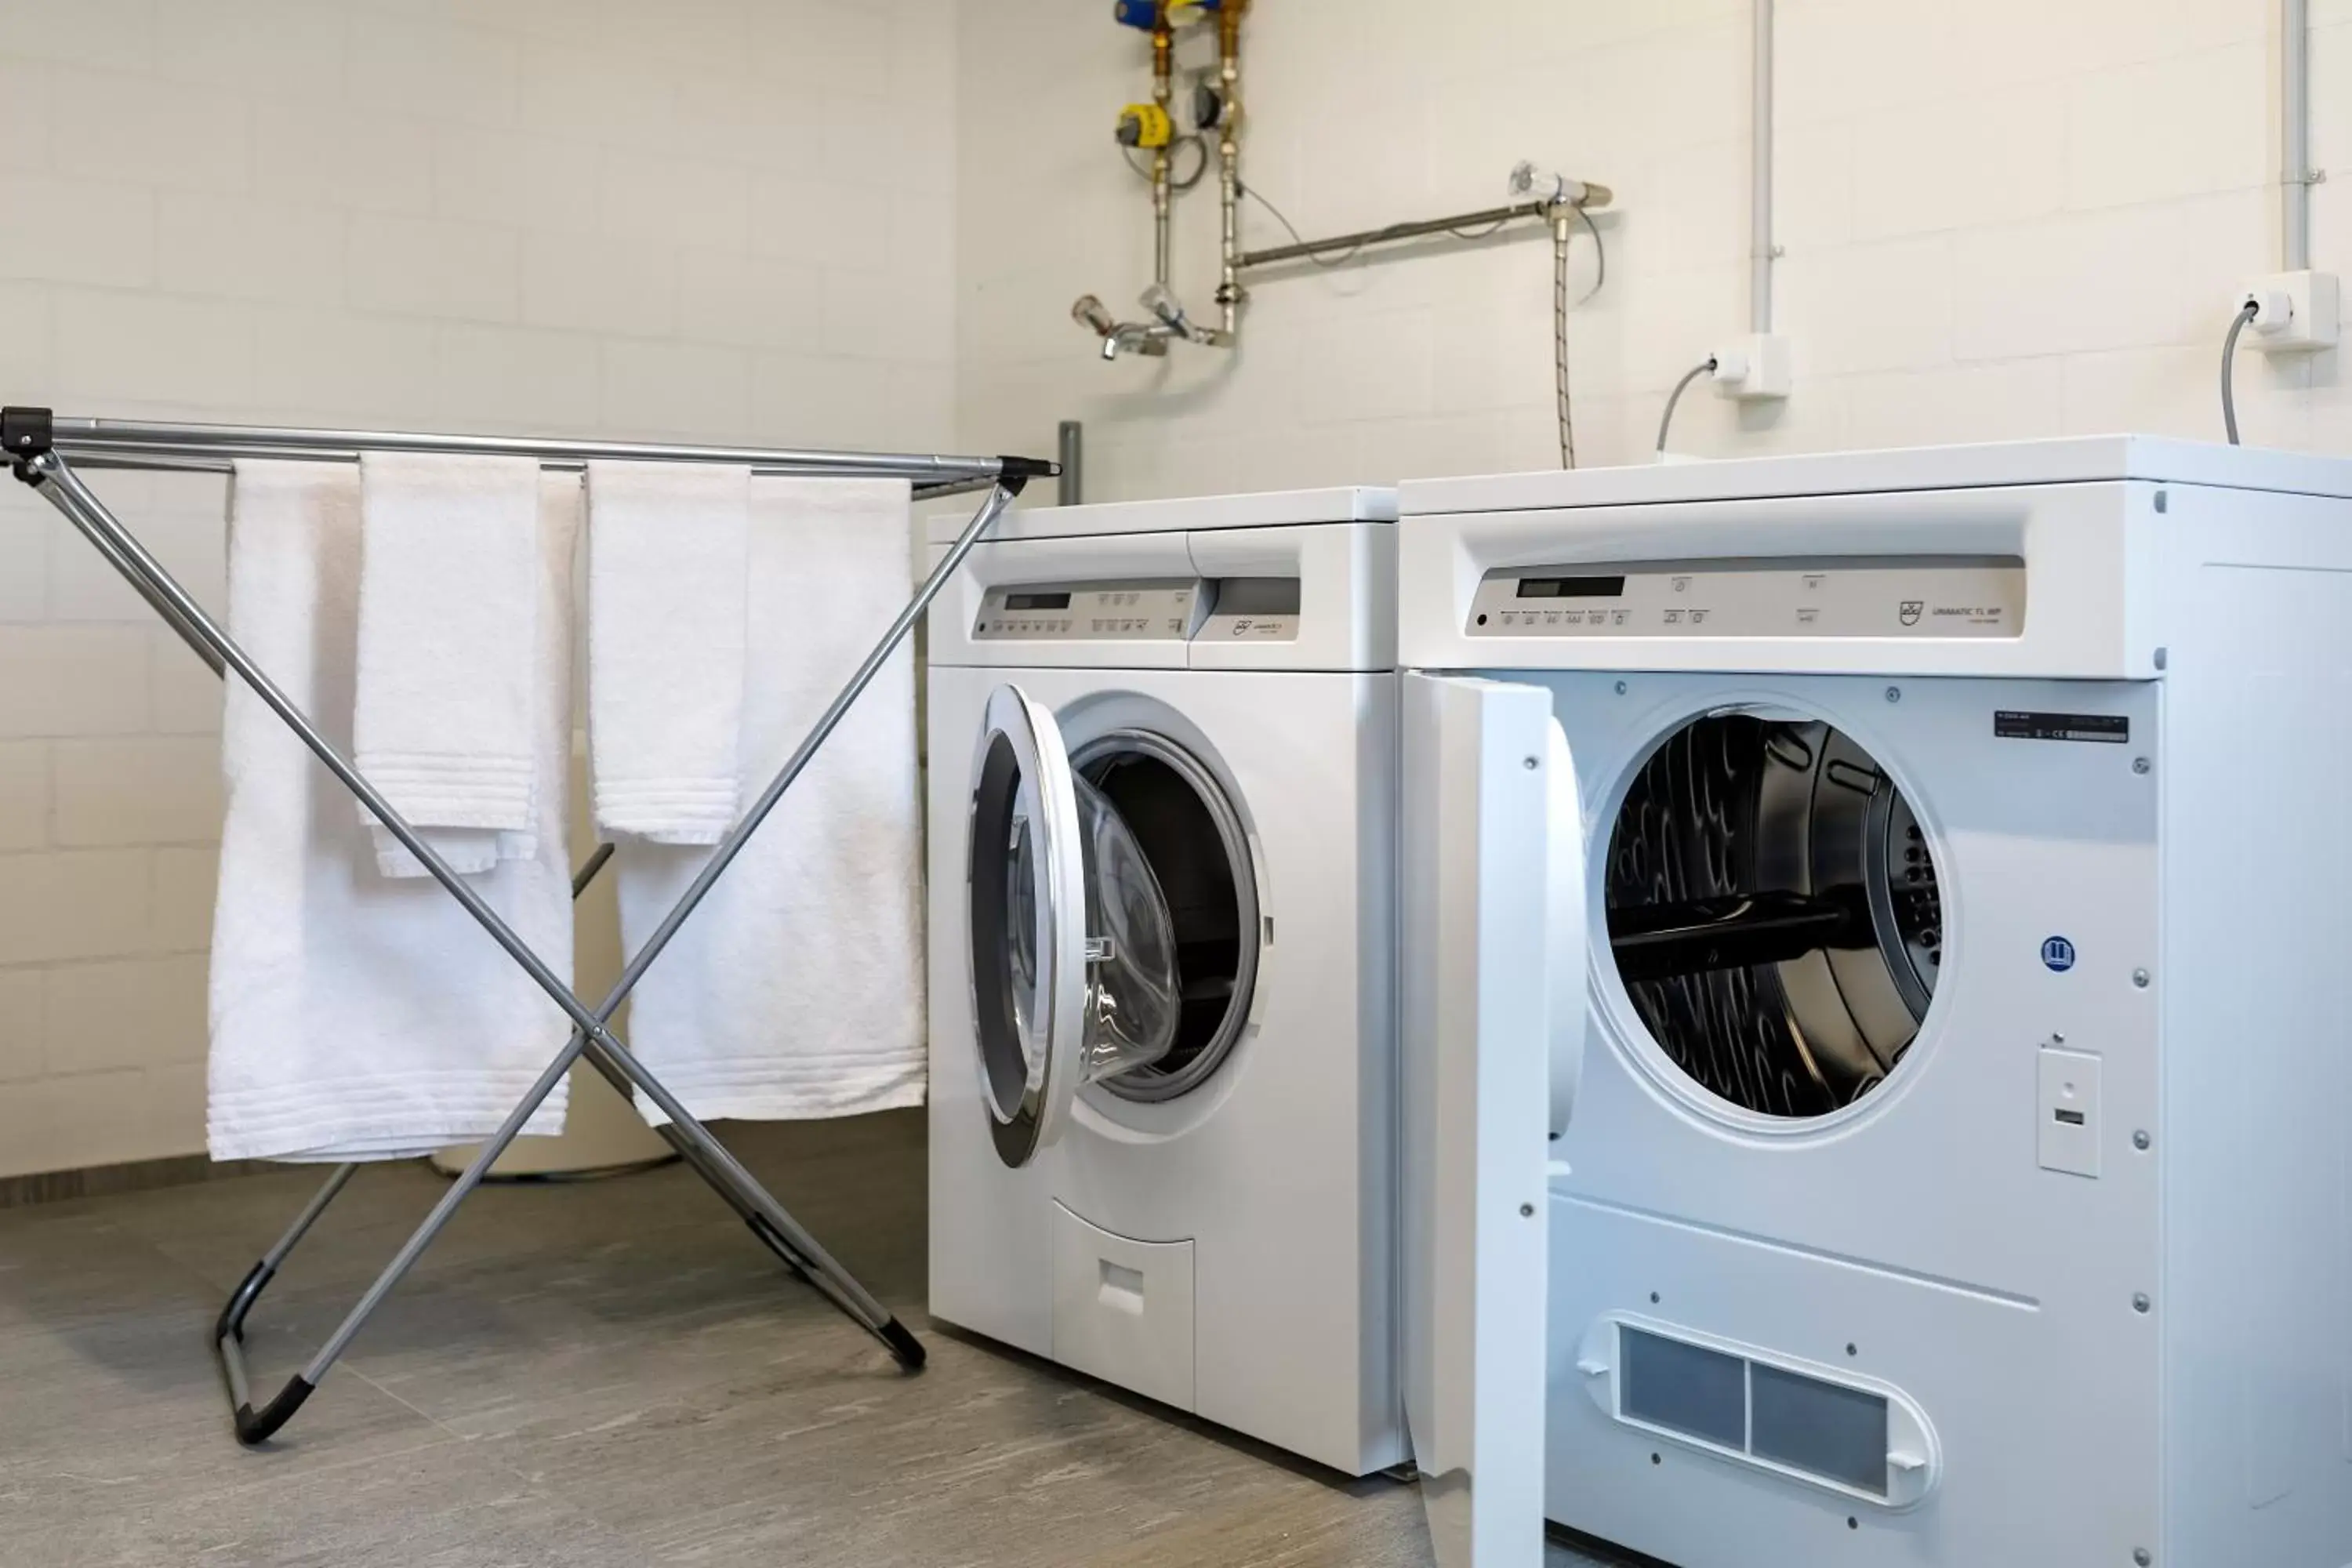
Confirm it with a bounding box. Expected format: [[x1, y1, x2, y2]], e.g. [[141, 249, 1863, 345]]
[[1517, 575, 1626, 600], [1003, 591, 1072, 611]]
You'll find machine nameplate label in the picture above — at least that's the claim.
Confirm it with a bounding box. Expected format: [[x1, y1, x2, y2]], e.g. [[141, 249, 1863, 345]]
[[1467, 556, 2026, 641], [1994, 710, 2129, 744]]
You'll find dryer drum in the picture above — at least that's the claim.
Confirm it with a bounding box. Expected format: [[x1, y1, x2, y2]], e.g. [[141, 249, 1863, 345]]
[[1603, 714, 1942, 1119]]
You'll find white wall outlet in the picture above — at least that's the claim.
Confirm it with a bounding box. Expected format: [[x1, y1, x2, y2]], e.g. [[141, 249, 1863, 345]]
[[2237, 270, 2339, 353], [1709, 332, 1793, 400]]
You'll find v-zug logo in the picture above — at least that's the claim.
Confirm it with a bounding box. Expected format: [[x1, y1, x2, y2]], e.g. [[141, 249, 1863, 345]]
[[2041, 936, 2076, 973], [1899, 600, 1925, 626]]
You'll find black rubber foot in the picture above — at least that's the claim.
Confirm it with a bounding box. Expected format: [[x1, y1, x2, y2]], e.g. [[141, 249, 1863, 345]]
[[232, 1376, 315, 1446], [875, 1316, 926, 1371], [995, 455, 1059, 491]]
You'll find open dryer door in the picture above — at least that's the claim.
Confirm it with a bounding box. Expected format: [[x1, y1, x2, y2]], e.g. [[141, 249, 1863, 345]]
[[1401, 675, 1586, 1568], [967, 684, 1184, 1169]]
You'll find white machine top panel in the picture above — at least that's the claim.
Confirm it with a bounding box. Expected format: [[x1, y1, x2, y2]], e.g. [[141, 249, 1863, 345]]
[[926, 486, 1397, 547], [1399, 437, 2352, 515]]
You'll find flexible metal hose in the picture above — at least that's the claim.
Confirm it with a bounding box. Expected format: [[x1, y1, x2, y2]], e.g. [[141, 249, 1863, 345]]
[[1554, 213, 1577, 469]]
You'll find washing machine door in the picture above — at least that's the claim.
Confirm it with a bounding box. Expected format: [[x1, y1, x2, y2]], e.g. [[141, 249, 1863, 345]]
[[1399, 674, 1584, 1568], [967, 684, 1183, 1169]]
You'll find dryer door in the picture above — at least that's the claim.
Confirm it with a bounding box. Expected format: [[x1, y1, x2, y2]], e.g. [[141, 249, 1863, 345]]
[[1400, 674, 1584, 1568], [967, 684, 1183, 1169]]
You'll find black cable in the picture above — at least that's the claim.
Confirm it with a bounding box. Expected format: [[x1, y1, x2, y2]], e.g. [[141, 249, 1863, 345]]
[[1573, 201, 1606, 304], [1121, 136, 1209, 193], [2221, 297, 2259, 445], [1657, 357, 1718, 455], [1237, 182, 1370, 267]]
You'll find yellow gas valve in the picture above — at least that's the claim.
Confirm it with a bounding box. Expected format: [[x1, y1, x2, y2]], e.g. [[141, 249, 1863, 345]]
[[1115, 102, 1174, 149]]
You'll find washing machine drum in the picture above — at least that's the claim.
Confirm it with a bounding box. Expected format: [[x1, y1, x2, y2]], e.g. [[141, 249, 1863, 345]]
[[1604, 713, 1943, 1120], [967, 686, 1187, 1167]]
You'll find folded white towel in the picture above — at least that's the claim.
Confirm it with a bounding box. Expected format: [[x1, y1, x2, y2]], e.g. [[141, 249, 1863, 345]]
[[354, 452, 543, 879], [208, 461, 581, 1163], [613, 477, 924, 1123], [587, 459, 750, 845]]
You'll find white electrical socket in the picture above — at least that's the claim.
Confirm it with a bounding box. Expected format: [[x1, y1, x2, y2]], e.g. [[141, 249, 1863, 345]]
[[2237, 270, 2339, 353], [1710, 332, 1794, 400]]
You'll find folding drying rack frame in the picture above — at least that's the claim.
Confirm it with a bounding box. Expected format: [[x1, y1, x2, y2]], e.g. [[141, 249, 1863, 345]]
[[2, 406, 1051, 1445]]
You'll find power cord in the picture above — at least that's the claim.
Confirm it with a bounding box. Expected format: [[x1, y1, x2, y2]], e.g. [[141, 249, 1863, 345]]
[[2220, 297, 2259, 445], [1657, 357, 1718, 456]]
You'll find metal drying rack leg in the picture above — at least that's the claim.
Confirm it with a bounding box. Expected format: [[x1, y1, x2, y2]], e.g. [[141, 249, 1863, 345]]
[[12, 437, 1028, 1444]]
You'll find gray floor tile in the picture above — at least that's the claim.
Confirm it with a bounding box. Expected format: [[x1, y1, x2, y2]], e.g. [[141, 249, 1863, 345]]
[[0, 1110, 1638, 1567]]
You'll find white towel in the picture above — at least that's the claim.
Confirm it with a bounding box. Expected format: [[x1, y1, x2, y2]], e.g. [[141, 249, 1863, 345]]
[[587, 459, 750, 845], [208, 461, 581, 1163], [354, 452, 543, 879], [612, 477, 924, 1123]]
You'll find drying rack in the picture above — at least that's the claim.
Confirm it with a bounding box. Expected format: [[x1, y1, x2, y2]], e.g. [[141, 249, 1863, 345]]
[[2, 406, 1051, 1445]]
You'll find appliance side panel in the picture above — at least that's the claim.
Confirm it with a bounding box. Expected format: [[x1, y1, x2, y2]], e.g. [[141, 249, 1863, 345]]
[[1353, 672, 1403, 1463], [2155, 485, 2352, 1566]]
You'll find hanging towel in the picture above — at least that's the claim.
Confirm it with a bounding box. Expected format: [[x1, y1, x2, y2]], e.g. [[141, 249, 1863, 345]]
[[586, 459, 750, 845], [353, 452, 543, 879], [207, 461, 581, 1163], [612, 477, 924, 1123]]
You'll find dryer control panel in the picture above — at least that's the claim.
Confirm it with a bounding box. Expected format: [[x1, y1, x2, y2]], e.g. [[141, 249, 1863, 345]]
[[971, 579, 1302, 643], [1467, 556, 2026, 640]]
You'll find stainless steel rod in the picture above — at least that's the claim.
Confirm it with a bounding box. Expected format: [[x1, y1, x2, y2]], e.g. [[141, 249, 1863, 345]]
[[1751, 0, 1775, 332], [504, 478, 1023, 1335], [48, 416, 1015, 484], [1234, 191, 1613, 271], [33, 453, 623, 1052]]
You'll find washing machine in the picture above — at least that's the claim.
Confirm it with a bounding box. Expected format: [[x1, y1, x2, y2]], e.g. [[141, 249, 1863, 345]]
[[924, 486, 1406, 1475], [1392, 439, 2352, 1568]]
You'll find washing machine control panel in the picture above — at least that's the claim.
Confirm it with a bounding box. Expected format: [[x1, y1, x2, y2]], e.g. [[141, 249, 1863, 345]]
[[971, 579, 1302, 643], [1468, 556, 2026, 639]]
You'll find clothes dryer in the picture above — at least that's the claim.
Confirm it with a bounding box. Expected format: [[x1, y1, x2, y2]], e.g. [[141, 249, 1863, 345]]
[[1396, 440, 2352, 1568]]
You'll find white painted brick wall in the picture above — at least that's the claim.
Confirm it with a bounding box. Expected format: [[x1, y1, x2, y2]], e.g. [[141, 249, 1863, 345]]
[[0, 0, 957, 1178], [954, 0, 2347, 492]]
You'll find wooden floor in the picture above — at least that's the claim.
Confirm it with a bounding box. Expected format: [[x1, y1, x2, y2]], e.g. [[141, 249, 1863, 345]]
[[0, 1111, 1614, 1566]]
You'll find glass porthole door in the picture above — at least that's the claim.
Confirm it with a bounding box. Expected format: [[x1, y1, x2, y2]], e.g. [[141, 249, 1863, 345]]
[[967, 684, 1183, 1169]]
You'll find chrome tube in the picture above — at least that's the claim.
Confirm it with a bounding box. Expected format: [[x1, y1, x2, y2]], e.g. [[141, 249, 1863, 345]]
[[1152, 20, 1174, 289], [2286, 0, 2311, 270], [1751, 0, 1775, 332], [45, 416, 1015, 486], [1235, 191, 1613, 271], [1217, 4, 1245, 336]]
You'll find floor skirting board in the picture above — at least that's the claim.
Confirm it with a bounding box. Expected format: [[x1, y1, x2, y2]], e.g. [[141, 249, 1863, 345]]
[[0, 1152, 278, 1210]]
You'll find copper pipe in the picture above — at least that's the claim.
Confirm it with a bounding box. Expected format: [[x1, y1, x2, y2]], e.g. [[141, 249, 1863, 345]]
[[1152, 20, 1174, 288], [1216, 2, 1245, 337]]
